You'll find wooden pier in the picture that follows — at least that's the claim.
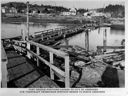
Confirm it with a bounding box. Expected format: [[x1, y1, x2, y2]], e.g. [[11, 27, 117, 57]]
[[1, 39, 72, 88], [33, 24, 97, 44], [1, 23, 125, 88], [2, 44, 60, 88]]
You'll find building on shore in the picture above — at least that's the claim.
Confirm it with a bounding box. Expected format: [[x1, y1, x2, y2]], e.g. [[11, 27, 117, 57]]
[[69, 8, 77, 15], [60, 8, 77, 16], [1, 7, 6, 13]]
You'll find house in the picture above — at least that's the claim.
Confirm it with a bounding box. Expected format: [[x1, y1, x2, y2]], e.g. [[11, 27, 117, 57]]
[[61, 12, 70, 16], [69, 8, 77, 15], [105, 12, 111, 17], [84, 10, 107, 18], [1, 6, 10, 13], [1, 7, 6, 13], [9, 7, 17, 13]]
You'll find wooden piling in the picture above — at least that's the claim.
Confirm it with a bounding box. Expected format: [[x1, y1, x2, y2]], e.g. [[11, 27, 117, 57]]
[[26, 1, 29, 40], [103, 29, 107, 52], [85, 29, 89, 51], [21, 29, 25, 41], [36, 47, 39, 66]]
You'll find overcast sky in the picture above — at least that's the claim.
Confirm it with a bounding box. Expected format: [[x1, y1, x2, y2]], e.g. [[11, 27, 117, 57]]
[[1, 0, 125, 9]]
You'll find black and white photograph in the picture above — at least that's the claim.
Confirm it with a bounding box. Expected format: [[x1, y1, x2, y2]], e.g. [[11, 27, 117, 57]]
[[0, 0, 126, 93]]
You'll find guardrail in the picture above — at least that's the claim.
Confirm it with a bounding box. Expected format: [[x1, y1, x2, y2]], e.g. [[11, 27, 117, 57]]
[[13, 40, 70, 88]]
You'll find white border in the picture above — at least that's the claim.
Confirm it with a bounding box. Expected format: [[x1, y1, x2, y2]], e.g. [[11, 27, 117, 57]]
[[0, 0, 127, 96]]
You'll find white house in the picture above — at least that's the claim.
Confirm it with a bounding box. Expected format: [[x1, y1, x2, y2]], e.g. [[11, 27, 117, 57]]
[[84, 10, 107, 17], [9, 7, 17, 13], [61, 12, 70, 16], [1, 7, 6, 13], [69, 8, 77, 15]]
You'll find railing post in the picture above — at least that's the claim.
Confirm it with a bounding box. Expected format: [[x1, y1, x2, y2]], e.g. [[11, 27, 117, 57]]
[[50, 52, 54, 80], [27, 42, 31, 59], [1, 43, 8, 88], [65, 56, 70, 88], [36, 46, 40, 66], [21, 29, 26, 41], [41, 34, 44, 41]]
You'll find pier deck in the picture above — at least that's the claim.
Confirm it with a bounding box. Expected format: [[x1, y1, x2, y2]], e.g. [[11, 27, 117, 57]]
[[6, 50, 59, 88]]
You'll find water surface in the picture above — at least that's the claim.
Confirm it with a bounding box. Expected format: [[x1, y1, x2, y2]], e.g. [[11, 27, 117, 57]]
[[1, 23, 124, 51]]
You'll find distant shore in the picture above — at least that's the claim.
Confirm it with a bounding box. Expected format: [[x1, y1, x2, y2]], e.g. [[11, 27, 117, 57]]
[[2, 15, 86, 24], [2, 15, 125, 30]]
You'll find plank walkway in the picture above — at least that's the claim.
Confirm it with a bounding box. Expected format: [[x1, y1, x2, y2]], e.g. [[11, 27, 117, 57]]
[[6, 50, 59, 88]]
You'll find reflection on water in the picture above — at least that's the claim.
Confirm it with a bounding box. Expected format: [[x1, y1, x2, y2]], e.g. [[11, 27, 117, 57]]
[[2, 23, 124, 51], [63, 27, 124, 51], [1, 23, 65, 39]]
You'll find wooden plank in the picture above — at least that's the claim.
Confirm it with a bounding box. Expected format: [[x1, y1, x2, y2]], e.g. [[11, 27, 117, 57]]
[[13, 40, 26, 43], [97, 46, 124, 49], [95, 53, 117, 60]]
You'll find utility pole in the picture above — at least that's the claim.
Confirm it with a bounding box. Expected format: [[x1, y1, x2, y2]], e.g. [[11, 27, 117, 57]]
[[26, 1, 29, 40]]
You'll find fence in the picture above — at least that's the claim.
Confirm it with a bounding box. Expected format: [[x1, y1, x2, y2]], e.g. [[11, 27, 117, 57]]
[[13, 40, 70, 88]]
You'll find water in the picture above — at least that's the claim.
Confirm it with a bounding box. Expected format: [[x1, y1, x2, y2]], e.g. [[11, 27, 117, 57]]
[[63, 27, 125, 51], [1, 23, 65, 39], [1, 23, 124, 51]]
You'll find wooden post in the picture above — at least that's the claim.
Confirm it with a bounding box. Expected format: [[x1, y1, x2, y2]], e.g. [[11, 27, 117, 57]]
[[65, 56, 70, 88], [21, 29, 25, 41], [26, 1, 29, 40], [103, 29, 107, 52], [87, 29, 89, 51], [98, 27, 100, 34], [85, 29, 89, 51], [36, 47, 39, 66], [27, 42, 31, 58], [50, 52, 54, 80], [41, 34, 44, 41], [1, 43, 8, 88], [64, 37, 69, 48]]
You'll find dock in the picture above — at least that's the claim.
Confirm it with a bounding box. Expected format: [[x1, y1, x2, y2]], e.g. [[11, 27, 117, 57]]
[[32, 23, 97, 45], [2, 46, 59, 88]]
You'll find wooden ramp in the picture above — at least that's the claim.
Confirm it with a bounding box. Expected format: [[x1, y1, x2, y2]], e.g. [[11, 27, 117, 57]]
[[6, 51, 59, 88]]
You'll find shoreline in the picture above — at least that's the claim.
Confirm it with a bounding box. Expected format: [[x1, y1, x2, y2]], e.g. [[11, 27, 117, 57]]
[[2, 16, 125, 30]]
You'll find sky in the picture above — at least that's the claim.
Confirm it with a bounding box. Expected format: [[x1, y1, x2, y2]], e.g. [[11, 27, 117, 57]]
[[1, 0, 125, 9]]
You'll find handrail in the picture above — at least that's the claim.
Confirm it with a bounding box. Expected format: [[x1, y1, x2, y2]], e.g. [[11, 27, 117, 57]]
[[28, 50, 65, 76], [27, 41, 68, 57], [34, 27, 66, 35], [13, 40, 70, 88]]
